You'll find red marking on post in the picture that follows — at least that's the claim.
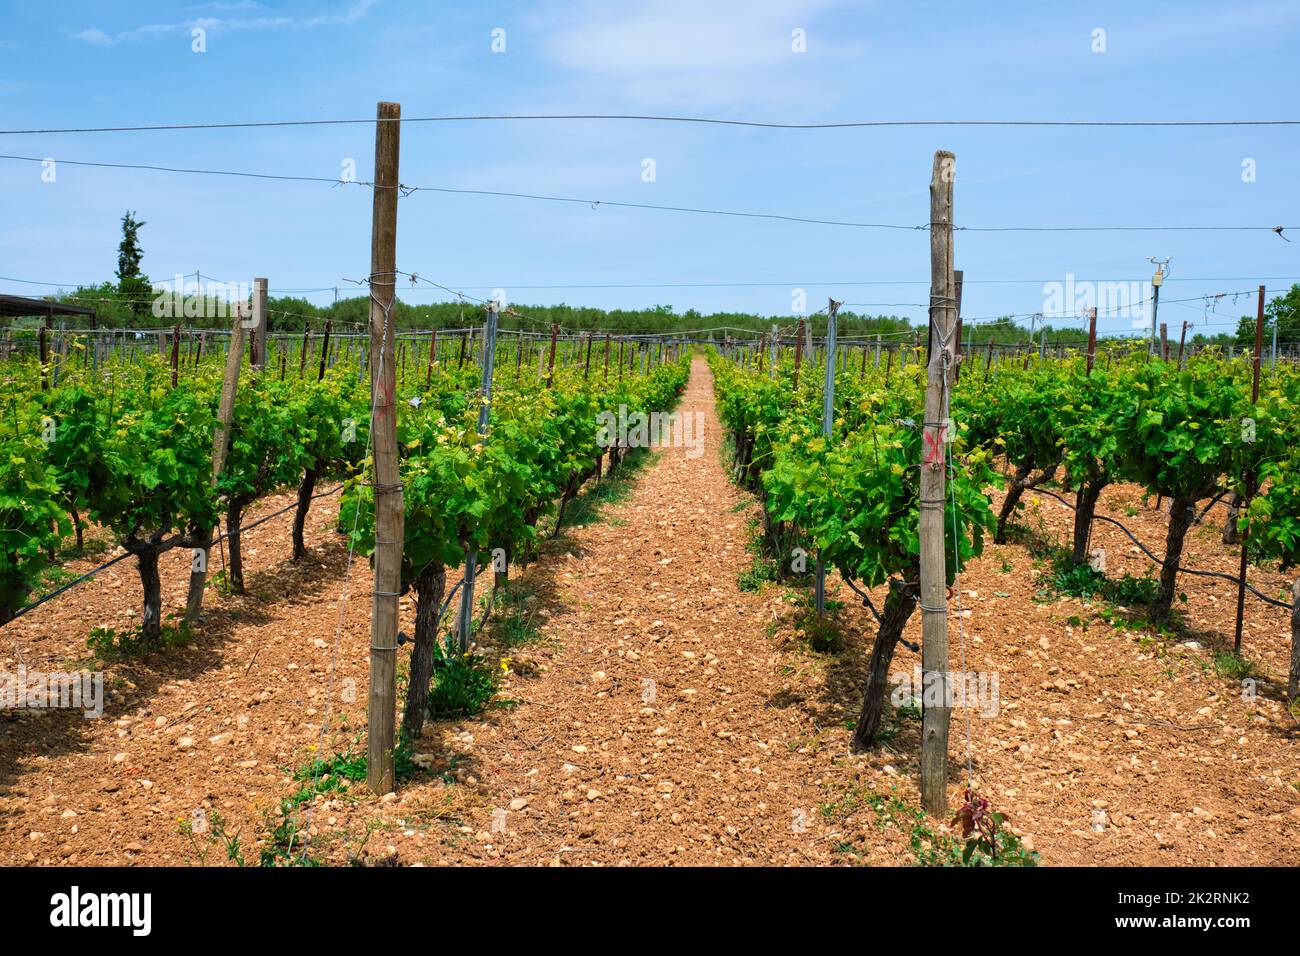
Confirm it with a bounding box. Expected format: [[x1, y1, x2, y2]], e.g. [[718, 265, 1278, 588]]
[[923, 424, 947, 468]]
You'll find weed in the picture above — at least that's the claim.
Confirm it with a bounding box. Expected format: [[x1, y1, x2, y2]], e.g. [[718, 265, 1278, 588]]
[[87, 619, 191, 661], [428, 637, 499, 719], [738, 555, 778, 591], [178, 810, 246, 867], [491, 586, 542, 646], [1211, 651, 1255, 681]]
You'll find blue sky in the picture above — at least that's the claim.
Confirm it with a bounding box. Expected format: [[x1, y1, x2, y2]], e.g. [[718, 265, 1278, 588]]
[[1, 0, 1298, 336]]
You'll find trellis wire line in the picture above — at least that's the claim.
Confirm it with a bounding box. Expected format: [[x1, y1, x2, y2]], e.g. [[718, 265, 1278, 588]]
[[0, 154, 1288, 235], [4, 113, 1300, 135], [8, 270, 1298, 295], [1030, 486, 1292, 610]]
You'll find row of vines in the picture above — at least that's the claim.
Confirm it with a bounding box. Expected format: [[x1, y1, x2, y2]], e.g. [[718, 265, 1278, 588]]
[[711, 342, 1300, 740], [1, 331, 688, 736]]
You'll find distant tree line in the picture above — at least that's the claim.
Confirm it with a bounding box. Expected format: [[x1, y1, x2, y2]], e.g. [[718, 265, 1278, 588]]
[[16, 212, 1300, 350]]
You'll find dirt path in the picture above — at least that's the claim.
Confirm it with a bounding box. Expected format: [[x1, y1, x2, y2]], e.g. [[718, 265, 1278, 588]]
[[385, 355, 889, 865]]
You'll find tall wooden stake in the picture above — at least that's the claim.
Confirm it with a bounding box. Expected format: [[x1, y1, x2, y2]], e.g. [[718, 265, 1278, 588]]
[[793, 319, 805, 389], [170, 324, 181, 386], [250, 278, 268, 370], [545, 323, 558, 387], [185, 304, 247, 623], [1085, 307, 1098, 375], [952, 270, 964, 381], [367, 100, 403, 796], [318, 320, 332, 381], [920, 150, 957, 816]]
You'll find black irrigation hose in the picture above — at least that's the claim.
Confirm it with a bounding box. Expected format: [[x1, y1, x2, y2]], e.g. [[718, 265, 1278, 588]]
[[843, 577, 883, 624], [4, 482, 345, 625], [841, 577, 921, 652], [4, 549, 136, 624], [1031, 486, 1293, 610]]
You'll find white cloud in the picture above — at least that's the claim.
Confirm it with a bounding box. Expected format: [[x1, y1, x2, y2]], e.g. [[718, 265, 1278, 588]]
[[535, 0, 862, 109], [73, 0, 378, 46], [73, 28, 113, 46]]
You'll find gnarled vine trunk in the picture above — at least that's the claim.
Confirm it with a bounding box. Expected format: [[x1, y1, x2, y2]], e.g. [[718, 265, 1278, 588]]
[[852, 583, 919, 750], [995, 461, 1033, 544], [401, 562, 446, 742], [291, 467, 318, 560], [1222, 491, 1241, 545], [69, 506, 84, 553], [1070, 480, 1105, 564], [184, 524, 213, 623], [136, 546, 163, 642], [1153, 495, 1196, 620]]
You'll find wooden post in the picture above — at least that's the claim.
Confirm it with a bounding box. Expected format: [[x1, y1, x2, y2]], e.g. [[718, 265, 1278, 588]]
[[249, 278, 268, 370], [427, 327, 438, 385], [1160, 322, 1168, 361], [1290, 579, 1300, 701], [793, 319, 805, 389], [170, 324, 180, 386], [603, 333, 611, 381], [1233, 286, 1266, 654], [300, 329, 311, 377], [1085, 307, 1098, 375], [38, 325, 48, 392], [317, 320, 332, 381], [584, 332, 593, 381], [771, 324, 779, 379], [1176, 321, 1188, 369], [952, 270, 964, 380], [185, 306, 247, 624], [920, 150, 957, 816], [367, 100, 403, 797], [545, 323, 558, 388], [618, 338, 624, 381]]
